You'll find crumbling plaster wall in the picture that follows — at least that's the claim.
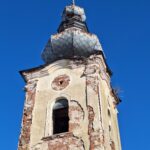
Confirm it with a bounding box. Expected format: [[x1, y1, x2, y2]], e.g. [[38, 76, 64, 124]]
[[99, 75, 122, 150], [19, 55, 121, 150], [18, 80, 38, 150], [29, 60, 89, 149]]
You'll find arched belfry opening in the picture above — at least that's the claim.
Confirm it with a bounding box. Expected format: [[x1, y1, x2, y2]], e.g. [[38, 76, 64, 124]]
[[53, 99, 69, 134]]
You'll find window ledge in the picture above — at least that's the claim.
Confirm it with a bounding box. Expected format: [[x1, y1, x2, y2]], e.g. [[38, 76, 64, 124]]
[[42, 132, 73, 141]]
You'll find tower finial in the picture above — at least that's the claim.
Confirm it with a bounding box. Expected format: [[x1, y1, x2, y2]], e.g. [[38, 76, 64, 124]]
[[72, 0, 75, 5]]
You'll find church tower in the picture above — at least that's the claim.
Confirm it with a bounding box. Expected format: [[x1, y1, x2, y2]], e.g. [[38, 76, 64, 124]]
[[18, 3, 122, 150]]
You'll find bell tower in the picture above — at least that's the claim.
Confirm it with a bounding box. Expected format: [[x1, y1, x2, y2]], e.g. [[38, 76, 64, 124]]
[[18, 3, 122, 150]]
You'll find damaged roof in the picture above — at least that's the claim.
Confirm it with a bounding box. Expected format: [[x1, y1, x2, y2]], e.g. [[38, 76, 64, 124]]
[[41, 4, 104, 64]]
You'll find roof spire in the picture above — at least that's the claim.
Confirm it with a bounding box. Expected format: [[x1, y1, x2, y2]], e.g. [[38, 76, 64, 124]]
[[72, 0, 75, 5]]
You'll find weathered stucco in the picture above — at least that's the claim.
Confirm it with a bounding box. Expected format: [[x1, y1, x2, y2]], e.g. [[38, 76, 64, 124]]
[[18, 55, 121, 150]]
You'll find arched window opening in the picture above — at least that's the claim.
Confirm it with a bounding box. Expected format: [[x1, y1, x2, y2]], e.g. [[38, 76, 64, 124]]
[[53, 99, 69, 134]]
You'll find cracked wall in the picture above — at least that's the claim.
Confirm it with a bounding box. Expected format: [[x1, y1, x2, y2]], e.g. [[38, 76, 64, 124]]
[[19, 55, 121, 150]]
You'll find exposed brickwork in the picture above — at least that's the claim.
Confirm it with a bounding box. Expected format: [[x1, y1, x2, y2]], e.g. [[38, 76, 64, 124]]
[[69, 100, 84, 131], [32, 133, 85, 150], [83, 57, 101, 94], [87, 106, 104, 150], [86, 76, 99, 94], [51, 75, 70, 91], [18, 80, 37, 150], [47, 135, 84, 150]]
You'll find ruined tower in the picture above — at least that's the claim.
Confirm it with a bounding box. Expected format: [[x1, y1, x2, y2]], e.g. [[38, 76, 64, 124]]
[[18, 3, 122, 150]]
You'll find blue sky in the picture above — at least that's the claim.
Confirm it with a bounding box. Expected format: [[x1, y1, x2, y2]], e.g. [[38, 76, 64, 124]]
[[0, 0, 150, 149]]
